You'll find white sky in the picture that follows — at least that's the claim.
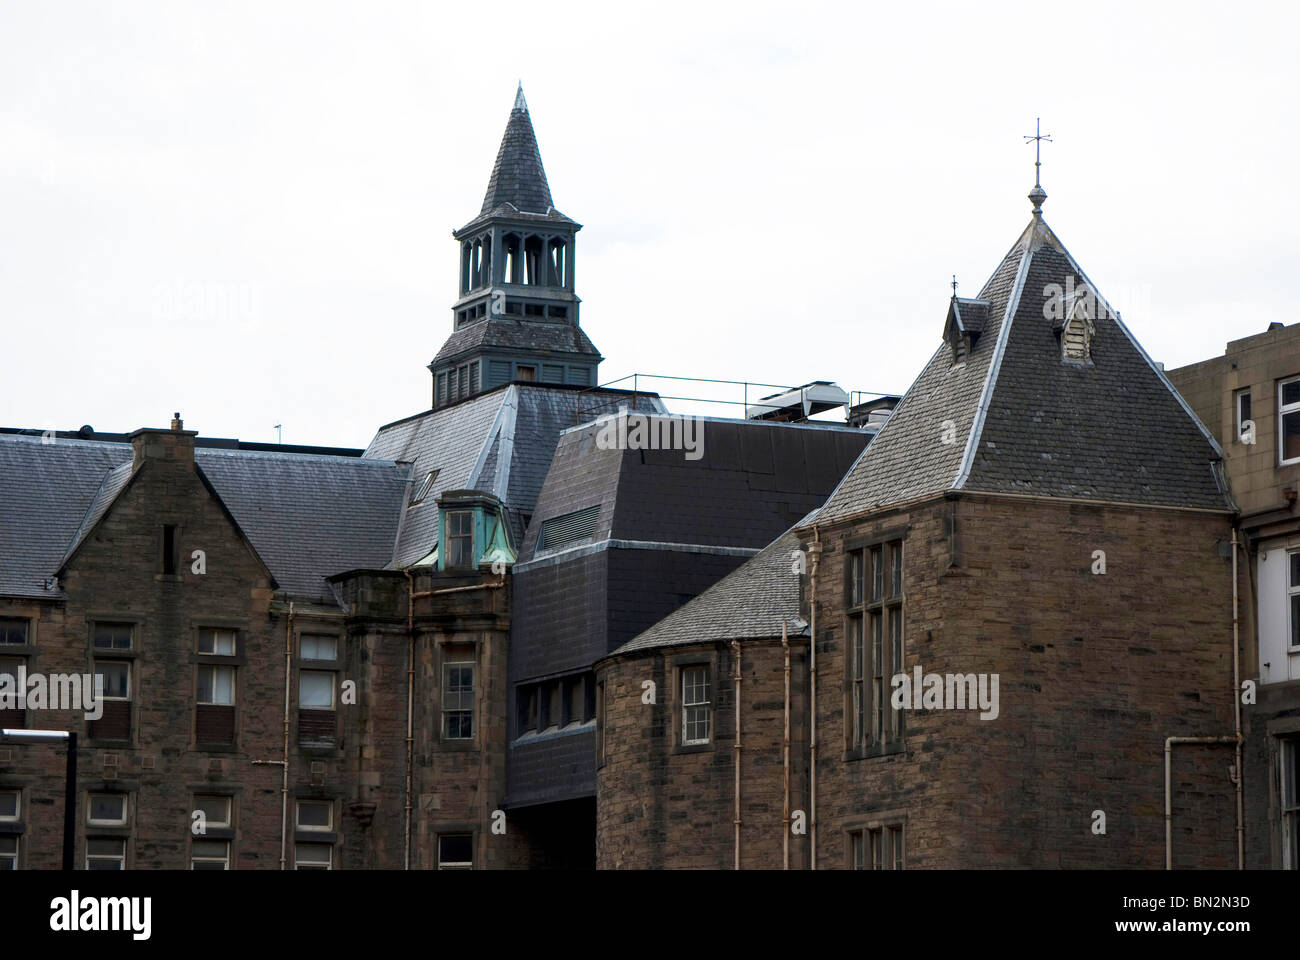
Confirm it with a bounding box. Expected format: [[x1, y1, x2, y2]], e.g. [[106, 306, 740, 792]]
[[2, 1, 1297, 448]]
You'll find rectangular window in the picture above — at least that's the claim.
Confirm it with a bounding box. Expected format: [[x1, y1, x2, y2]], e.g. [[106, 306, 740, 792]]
[[0, 618, 28, 645], [0, 836, 16, 870], [93, 622, 132, 650], [300, 635, 338, 661], [191, 839, 230, 870], [409, 470, 439, 506], [516, 365, 536, 383], [198, 628, 236, 656], [1289, 553, 1300, 652], [542, 681, 561, 730], [1280, 377, 1300, 464], [0, 657, 25, 727], [446, 510, 474, 569], [681, 665, 711, 746], [1236, 389, 1252, 442], [864, 824, 905, 869], [298, 670, 336, 744], [162, 524, 179, 575], [437, 834, 473, 870], [0, 789, 18, 820], [442, 646, 474, 740], [88, 793, 127, 826], [294, 842, 332, 870], [518, 684, 539, 735], [91, 659, 131, 740], [1283, 737, 1300, 870], [197, 665, 235, 705], [565, 674, 586, 725], [296, 800, 332, 832], [850, 830, 864, 870], [847, 538, 904, 750], [85, 837, 125, 870], [193, 795, 231, 829]]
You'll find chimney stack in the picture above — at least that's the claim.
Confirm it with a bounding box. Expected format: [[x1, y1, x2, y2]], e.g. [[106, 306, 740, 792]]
[[130, 414, 196, 471]]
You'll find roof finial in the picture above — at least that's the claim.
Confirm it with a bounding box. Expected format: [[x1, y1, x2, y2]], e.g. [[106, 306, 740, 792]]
[[951, 274, 958, 298], [1024, 117, 1051, 216], [513, 81, 527, 113]]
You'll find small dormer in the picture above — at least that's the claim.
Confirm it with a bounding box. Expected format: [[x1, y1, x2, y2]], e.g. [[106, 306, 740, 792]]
[[944, 298, 990, 365], [436, 490, 517, 572], [1054, 287, 1097, 365]]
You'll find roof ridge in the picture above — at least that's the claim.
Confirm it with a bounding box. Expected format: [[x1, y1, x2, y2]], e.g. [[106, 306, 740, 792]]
[[953, 239, 1035, 490]]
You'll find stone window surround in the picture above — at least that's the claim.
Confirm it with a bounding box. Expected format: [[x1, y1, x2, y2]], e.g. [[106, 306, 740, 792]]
[[842, 528, 908, 761], [667, 649, 716, 756], [845, 812, 907, 870], [436, 637, 479, 751]]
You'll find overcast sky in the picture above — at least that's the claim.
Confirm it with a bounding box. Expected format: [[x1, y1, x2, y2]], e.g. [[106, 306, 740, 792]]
[[2, 1, 1296, 448]]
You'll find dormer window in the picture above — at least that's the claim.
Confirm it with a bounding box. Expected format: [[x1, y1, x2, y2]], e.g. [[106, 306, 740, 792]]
[[1059, 294, 1096, 364]]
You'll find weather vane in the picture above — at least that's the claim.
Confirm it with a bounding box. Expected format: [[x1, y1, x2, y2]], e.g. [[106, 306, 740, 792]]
[[1024, 118, 1051, 216]]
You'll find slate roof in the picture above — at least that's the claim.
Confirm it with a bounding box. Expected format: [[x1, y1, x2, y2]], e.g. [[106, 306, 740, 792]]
[[364, 385, 667, 567], [519, 415, 870, 562], [813, 215, 1232, 523], [432, 317, 601, 366], [0, 434, 409, 604], [606, 527, 807, 656], [469, 85, 574, 225]]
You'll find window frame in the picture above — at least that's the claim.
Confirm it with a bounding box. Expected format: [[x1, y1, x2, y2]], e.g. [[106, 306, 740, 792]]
[[441, 645, 475, 741], [197, 627, 237, 656], [0, 834, 17, 870], [86, 792, 128, 827], [680, 664, 712, 747], [294, 841, 333, 871], [1282, 736, 1300, 870], [190, 838, 231, 870], [0, 788, 19, 822], [295, 799, 333, 833], [845, 536, 905, 755], [196, 663, 236, 706], [0, 617, 29, 646], [193, 794, 232, 830], [1279, 376, 1300, 465], [85, 836, 126, 871], [1235, 388, 1253, 443], [1288, 552, 1300, 654], [299, 670, 336, 711], [437, 833, 474, 870], [445, 510, 475, 570]]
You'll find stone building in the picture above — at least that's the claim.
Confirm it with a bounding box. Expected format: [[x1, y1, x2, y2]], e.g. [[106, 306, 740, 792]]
[[1168, 323, 1300, 869], [0, 88, 875, 870], [596, 178, 1245, 869]]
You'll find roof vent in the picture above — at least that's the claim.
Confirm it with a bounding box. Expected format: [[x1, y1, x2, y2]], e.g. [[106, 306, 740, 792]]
[[536, 504, 600, 554]]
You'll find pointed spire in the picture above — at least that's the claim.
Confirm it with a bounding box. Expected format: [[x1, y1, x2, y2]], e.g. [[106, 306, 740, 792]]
[[480, 84, 554, 217]]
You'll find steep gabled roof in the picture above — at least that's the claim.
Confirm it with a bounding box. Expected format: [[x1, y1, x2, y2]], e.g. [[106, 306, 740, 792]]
[[813, 215, 1232, 523]]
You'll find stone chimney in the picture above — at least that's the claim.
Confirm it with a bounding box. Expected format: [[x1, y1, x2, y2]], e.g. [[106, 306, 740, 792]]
[[130, 412, 197, 470]]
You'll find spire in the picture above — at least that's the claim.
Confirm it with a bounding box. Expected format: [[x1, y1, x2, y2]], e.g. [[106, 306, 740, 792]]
[[1024, 118, 1051, 217], [480, 84, 555, 217]]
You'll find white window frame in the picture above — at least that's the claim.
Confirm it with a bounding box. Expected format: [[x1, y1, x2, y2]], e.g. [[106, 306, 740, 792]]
[[294, 842, 332, 870], [295, 800, 333, 832], [1288, 552, 1300, 654], [442, 652, 475, 741], [193, 795, 232, 829], [87, 792, 127, 826], [0, 788, 19, 821], [0, 834, 17, 870], [197, 664, 236, 706], [681, 665, 711, 746], [85, 837, 126, 870], [299, 670, 336, 710], [300, 635, 338, 662], [198, 628, 236, 656], [1279, 376, 1300, 465], [190, 838, 230, 870], [1235, 388, 1253, 443]]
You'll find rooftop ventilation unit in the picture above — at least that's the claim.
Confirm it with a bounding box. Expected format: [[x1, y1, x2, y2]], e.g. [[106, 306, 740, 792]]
[[745, 381, 850, 422]]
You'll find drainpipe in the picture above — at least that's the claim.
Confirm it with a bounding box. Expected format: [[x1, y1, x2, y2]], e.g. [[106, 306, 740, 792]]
[[1165, 735, 1236, 869], [808, 527, 822, 870], [1232, 527, 1244, 869], [251, 601, 293, 869], [732, 640, 742, 871], [782, 623, 791, 871]]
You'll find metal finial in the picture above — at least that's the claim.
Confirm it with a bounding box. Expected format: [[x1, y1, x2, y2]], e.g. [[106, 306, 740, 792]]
[[951, 274, 958, 298], [513, 82, 527, 113], [1024, 118, 1051, 216]]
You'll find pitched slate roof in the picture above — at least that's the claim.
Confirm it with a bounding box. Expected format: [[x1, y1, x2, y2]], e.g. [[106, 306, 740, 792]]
[[0, 436, 131, 599], [606, 527, 807, 656], [472, 85, 572, 224], [0, 434, 409, 604], [432, 317, 601, 366], [813, 215, 1231, 523], [364, 385, 667, 567], [194, 449, 408, 602]]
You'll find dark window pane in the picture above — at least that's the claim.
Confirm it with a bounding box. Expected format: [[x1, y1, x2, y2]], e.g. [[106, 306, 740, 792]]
[[0, 618, 28, 645], [1292, 595, 1300, 649], [93, 623, 132, 650], [1283, 379, 1300, 407], [1285, 411, 1300, 461], [438, 834, 473, 867]]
